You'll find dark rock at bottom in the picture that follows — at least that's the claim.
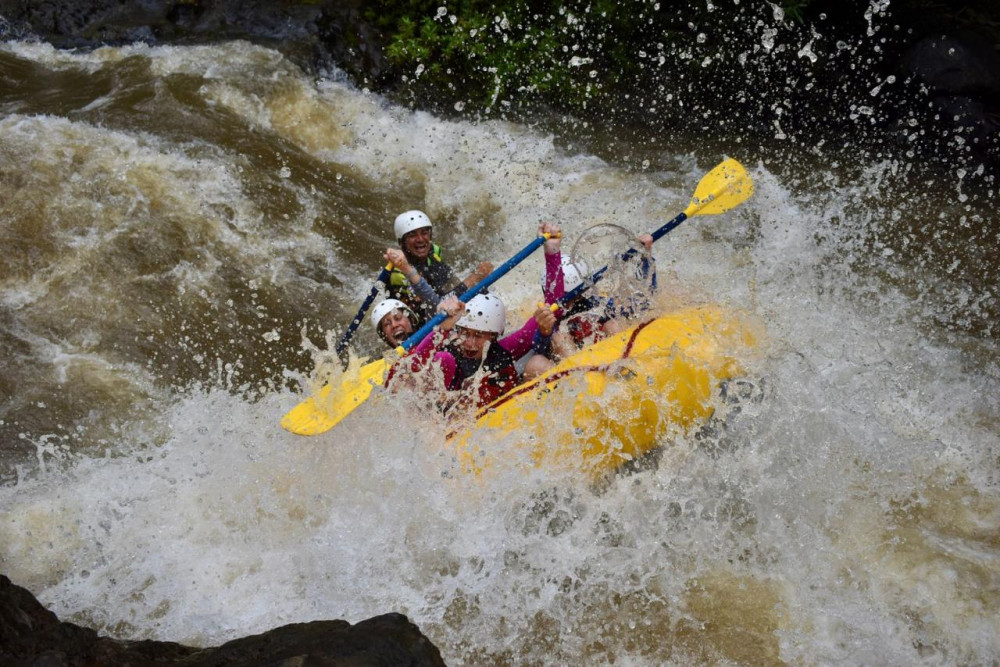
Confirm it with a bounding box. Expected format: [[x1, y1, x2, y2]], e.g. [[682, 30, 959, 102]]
[[1, 574, 445, 666]]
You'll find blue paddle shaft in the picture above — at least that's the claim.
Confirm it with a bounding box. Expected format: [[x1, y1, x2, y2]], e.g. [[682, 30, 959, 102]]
[[400, 235, 548, 352], [335, 267, 392, 356]]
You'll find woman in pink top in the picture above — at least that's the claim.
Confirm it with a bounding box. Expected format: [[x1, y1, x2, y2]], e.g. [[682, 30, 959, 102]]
[[388, 223, 562, 413]]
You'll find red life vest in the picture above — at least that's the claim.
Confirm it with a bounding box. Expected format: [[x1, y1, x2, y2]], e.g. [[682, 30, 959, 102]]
[[444, 341, 519, 411], [566, 313, 606, 349]]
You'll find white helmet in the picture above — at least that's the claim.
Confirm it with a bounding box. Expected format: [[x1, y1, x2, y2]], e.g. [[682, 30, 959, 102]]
[[394, 210, 432, 241], [456, 294, 506, 335], [554, 254, 589, 292], [371, 298, 415, 335]]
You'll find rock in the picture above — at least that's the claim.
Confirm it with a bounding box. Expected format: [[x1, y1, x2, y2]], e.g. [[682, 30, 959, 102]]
[[0, 0, 329, 50], [187, 615, 447, 666], [316, 4, 391, 88], [1, 575, 446, 667], [0, 0, 173, 46], [0, 0, 377, 83]]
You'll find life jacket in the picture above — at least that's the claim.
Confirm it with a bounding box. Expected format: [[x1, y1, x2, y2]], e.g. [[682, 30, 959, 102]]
[[561, 296, 609, 349], [566, 313, 606, 349], [387, 243, 457, 320], [388, 243, 452, 290], [443, 340, 518, 410]]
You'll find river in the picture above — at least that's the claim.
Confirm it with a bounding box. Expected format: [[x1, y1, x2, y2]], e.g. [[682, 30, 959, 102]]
[[0, 31, 997, 666]]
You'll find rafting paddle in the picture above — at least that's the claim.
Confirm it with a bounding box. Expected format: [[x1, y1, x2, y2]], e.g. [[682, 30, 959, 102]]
[[282, 233, 557, 435], [560, 157, 754, 304], [334, 263, 393, 362]]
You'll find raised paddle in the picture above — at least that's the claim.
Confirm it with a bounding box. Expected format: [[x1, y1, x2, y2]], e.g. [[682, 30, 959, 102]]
[[281, 233, 557, 435], [560, 158, 754, 304], [334, 263, 393, 362]]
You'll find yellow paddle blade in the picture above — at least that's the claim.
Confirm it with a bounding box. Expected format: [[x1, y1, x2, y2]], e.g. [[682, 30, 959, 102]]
[[685, 158, 754, 217], [281, 358, 389, 435]]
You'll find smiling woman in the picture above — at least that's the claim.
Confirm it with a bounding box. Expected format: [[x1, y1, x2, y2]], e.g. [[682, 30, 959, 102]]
[[391, 293, 525, 413], [370, 298, 418, 348]]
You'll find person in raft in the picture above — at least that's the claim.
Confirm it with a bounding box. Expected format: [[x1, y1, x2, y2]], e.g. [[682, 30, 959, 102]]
[[385, 210, 493, 325], [373, 222, 565, 351], [370, 298, 419, 349], [389, 292, 557, 413], [522, 232, 657, 379]]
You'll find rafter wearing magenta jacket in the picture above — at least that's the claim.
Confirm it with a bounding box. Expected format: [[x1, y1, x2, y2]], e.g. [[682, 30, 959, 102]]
[[386, 225, 562, 412]]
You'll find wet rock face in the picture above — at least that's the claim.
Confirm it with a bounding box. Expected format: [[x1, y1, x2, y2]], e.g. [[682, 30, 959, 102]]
[[0, 0, 329, 46], [1, 575, 445, 667], [0, 0, 382, 85], [0, 574, 194, 666]]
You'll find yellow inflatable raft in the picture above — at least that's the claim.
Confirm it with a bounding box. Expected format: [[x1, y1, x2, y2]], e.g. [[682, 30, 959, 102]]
[[446, 304, 760, 480]]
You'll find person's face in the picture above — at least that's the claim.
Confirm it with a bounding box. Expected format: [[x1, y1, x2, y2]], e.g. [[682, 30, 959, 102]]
[[456, 326, 495, 359], [380, 310, 413, 346], [401, 226, 432, 260]]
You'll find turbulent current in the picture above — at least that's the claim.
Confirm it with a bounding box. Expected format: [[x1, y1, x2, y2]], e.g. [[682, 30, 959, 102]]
[[1, 36, 998, 665]]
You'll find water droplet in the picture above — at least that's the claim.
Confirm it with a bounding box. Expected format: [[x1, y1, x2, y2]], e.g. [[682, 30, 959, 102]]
[[762, 27, 778, 51]]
